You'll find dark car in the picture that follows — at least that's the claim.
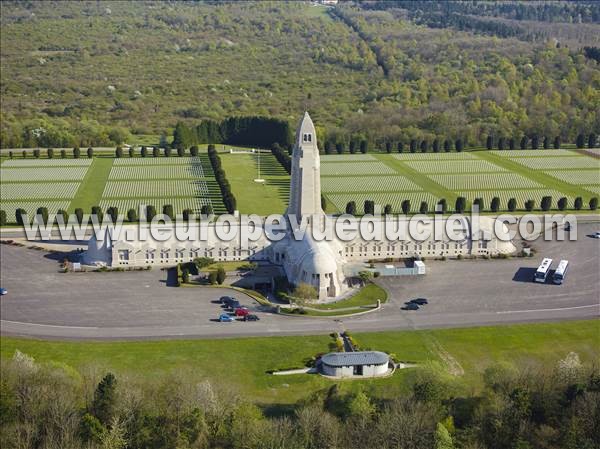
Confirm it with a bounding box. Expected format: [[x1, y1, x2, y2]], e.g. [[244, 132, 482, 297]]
[[410, 298, 428, 305], [244, 314, 260, 321], [227, 300, 241, 310], [401, 302, 420, 311], [219, 296, 233, 304]]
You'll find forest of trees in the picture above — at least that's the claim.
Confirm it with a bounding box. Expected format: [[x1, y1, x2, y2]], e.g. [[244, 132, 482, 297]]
[[1, 350, 598, 449], [172, 117, 292, 149], [1, 2, 598, 148]]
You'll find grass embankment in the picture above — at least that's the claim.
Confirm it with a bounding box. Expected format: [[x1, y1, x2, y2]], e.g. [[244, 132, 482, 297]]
[[308, 284, 387, 310], [2, 320, 597, 404]]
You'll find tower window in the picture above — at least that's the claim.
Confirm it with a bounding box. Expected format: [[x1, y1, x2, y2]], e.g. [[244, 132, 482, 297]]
[[303, 133, 312, 142]]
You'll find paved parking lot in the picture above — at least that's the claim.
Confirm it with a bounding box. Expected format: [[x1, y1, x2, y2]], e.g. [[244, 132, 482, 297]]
[[1, 223, 598, 339]]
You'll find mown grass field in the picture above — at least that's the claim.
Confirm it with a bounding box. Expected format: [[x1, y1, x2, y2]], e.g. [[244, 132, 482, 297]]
[[1, 320, 597, 404]]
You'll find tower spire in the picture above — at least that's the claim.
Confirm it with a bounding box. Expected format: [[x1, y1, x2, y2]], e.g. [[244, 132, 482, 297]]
[[286, 111, 323, 218]]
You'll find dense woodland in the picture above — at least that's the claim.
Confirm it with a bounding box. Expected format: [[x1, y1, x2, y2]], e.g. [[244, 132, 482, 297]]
[[1, 1, 599, 149], [1, 351, 598, 449]]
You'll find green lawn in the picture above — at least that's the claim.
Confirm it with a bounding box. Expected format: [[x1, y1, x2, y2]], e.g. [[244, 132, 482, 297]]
[[219, 152, 289, 216], [2, 320, 597, 404], [308, 284, 387, 310], [68, 156, 114, 213]]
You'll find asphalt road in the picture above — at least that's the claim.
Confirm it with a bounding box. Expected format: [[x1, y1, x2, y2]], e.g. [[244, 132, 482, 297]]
[[1, 223, 599, 340]]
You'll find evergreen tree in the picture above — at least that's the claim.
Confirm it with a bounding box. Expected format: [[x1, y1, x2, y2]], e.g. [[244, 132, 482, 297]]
[[444, 139, 452, 152], [525, 199, 535, 211], [115, 146, 123, 158], [56, 209, 68, 224], [410, 139, 417, 153], [128, 147, 134, 157], [345, 200, 355, 215], [384, 204, 393, 215], [359, 140, 368, 154], [509, 138, 516, 150], [216, 266, 226, 285], [541, 196, 552, 211], [436, 198, 447, 214], [590, 197, 598, 210], [47, 148, 54, 158], [557, 197, 568, 211], [397, 142, 404, 153], [420, 140, 428, 153], [75, 208, 84, 224], [107, 207, 118, 223], [0, 210, 6, 226], [498, 137, 505, 150], [36, 207, 49, 225], [127, 208, 137, 222], [190, 145, 198, 156], [141, 146, 147, 157], [33, 149, 40, 158], [576, 133, 585, 148], [432, 139, 440, 153], [152, 147, 159, 157], [336, 143, 344, 154], [455, 139, 463, 152], [419, 201, 428, 214], [486, 135, 493, 150], [163, 204, 174, 220], [491, 197, 500, 212], [554, 136, 561, 149], [589, 133, 597, 148], [434, 422, 455, 449], [455, 197, 466, 213], [87, 147, 94, 158], [385, 141, 392, 153], [16, 208, 26, 225], [574, 197, 583, 210], [401, 199, 411, 214], [146, 205, 157, 221], [520, 136, 528, 149], [91, 373, 117, 426], [73, 147, 80, 158], [531, 135, 539, 149], [543, 136, 550, 149], [473, 198, 484, 211], [364, 200, 375, 215]]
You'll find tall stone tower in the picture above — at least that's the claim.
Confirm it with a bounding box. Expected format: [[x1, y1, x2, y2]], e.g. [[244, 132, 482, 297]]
[[286, 111, 324, 219]]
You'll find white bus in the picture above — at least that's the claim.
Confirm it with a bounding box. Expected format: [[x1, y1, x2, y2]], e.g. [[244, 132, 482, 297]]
[[534, 258, 553, 283], [553, 260, 569, 285]]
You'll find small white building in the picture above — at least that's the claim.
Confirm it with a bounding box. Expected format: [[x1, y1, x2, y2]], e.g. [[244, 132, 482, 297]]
[[320, 351, 390, 378]]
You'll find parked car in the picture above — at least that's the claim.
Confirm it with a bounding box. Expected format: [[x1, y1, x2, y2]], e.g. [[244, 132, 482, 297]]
[[410, 298, 428, 305], [234, 307, 250, 317], [593, 232, 600, 239], [219, 313, 234, 322], [219, 295, 233, 304], [0, 288, 7, 296], [228, 300, 241, 310], [244, 314, 259, 321], [401, 303, 420, 311]]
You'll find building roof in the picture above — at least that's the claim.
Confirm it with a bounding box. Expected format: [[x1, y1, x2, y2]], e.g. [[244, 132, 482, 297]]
[[321, 351, 389, 367]]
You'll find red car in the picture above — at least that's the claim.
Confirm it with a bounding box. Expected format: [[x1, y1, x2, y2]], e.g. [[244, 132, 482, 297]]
[[234, 307, 249, 317]]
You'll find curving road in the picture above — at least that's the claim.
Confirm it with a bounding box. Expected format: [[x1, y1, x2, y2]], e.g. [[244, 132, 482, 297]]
[[1, 223, 599, 340]]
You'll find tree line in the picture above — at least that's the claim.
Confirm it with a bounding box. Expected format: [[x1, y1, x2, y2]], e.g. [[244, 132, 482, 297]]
[[208, 144, 237, 214], [1, 350, 598, 449], [172, 117, 292, 150], [344, 196, 599, 216]]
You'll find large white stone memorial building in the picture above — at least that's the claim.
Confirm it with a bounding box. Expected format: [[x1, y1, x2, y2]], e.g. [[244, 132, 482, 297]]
[[86, 112, 516, 299]]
